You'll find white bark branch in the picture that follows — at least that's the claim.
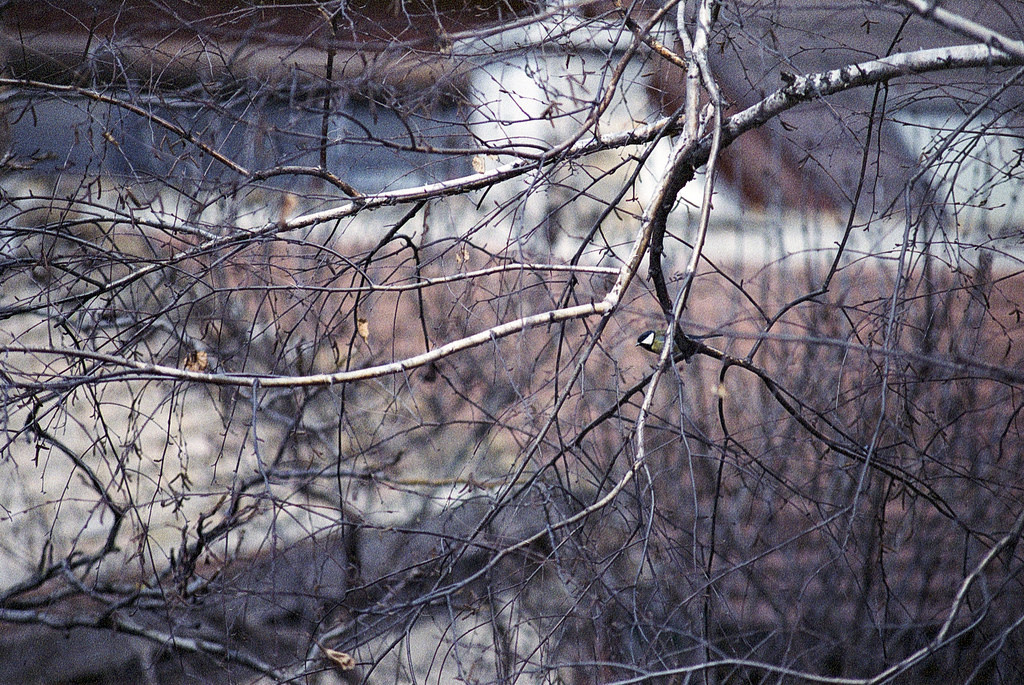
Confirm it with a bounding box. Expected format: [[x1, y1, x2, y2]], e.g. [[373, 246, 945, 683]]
[[896, 0, 1024, 61], [4, 44, 1021, 387]]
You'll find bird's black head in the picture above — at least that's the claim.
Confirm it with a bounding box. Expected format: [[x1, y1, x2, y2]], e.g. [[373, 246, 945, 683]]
[[636, 330, 659, 352]]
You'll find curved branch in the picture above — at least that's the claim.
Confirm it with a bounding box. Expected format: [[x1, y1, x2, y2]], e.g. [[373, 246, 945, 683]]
[[283, 42, 1023, 230], [897, 0, 1024, 60], [3, 300, 609, 388], [0, 607, 284, 681]]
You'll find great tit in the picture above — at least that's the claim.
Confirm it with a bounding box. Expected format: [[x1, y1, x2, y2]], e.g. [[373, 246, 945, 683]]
[[636, 330, 671, 354], [635, 329, 701, 359]]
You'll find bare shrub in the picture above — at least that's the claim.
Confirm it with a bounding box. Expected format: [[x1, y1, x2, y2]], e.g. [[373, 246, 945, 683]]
[[2, 2, 1024, 683]]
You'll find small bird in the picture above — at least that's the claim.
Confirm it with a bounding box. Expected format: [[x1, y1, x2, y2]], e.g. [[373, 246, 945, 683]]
[[635, 329, 702, 360], [636, 330, 670, 354]]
